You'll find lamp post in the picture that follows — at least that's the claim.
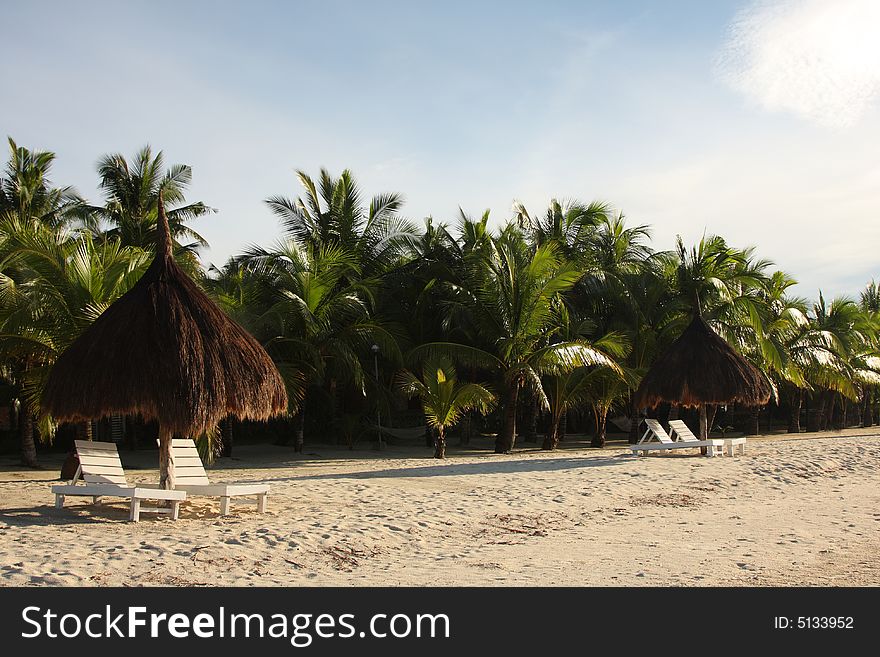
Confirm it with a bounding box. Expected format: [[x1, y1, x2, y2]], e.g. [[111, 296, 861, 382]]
[[372, 344, 382, 450]]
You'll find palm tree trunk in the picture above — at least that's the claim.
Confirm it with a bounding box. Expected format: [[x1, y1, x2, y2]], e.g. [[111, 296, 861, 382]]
[[744, 407, 760, 436], [628, 399, 641, 444], [434, 426, 446, 459], [862, 391, 873, 427], [590, 407, 608, 448], [825, 393, 837, 431], [523, 399, 538, 443], [293, 410, 305, 453], [495, 382, 519, 453], [806, 394, 823, 432], [158, 428, 175, 490], [459, 412, 471, 446], [542, 410, 561, 450], [707, 405, 718, 433], [558, 410, 567, 443], [76, 421, 93, 441], [19, 407, 37, 468], [788, 387, 802, 432], [825, 393, 840, 430], [698, 404, 709, 455]]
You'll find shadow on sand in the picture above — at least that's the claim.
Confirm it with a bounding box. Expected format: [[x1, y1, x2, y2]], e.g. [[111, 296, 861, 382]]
[[263, 452, 633, 483]]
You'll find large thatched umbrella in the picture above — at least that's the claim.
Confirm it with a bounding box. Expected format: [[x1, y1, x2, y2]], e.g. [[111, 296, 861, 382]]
[[42, 193, 287, 488], [633, 313, 771, 439]]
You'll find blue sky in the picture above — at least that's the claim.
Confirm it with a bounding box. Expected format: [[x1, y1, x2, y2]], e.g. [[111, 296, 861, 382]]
[[3, 0, 879, 298]]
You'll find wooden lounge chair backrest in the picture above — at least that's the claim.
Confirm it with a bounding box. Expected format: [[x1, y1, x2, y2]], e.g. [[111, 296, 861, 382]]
[[74, 440, 129, 486], [643, 419, 674, 444], [169, 439, 211, 486], [668, 420, 699, 442]]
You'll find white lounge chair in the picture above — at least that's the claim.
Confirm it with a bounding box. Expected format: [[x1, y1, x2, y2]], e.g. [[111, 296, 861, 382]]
[[163, 438, 269, 515], [52, 440, 185, 521], [629, 419, 723, 457], [669, 420, 747, 456]]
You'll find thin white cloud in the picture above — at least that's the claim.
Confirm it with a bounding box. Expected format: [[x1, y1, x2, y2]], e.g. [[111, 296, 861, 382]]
[[716, 0, 880, 128]]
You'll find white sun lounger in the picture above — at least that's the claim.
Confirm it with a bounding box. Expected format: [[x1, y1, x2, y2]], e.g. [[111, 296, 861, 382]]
[[51, 440, 185, 521], [162, 438, 269, 515], [629, 419, 723, 457], [670, 420, 746, 456]]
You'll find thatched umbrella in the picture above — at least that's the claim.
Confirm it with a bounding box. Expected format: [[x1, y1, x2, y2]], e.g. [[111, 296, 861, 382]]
[[42, 193, 287, 488], [633, 313, 771, 439]]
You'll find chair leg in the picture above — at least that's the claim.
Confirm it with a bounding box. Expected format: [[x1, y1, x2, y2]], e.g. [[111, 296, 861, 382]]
[[220, 496, 231, 516], [170, 501, 180, 520], [55, 494, 64, 508], [257, 493, 267, 513], [130, 498, 141, 522]]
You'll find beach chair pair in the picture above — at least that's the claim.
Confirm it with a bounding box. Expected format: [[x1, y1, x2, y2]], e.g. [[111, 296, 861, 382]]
[[629, 418, 724, 457], [52, 439, 269, 521]]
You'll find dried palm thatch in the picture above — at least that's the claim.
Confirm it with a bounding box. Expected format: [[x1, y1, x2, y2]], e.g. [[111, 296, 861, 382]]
[[633, 314, 771, 410], [42, 193, 287, 487]]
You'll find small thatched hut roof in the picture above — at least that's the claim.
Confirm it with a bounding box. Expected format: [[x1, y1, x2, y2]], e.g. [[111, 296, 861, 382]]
[[42, 194, 287, 436], [633, 314, 771, 409]]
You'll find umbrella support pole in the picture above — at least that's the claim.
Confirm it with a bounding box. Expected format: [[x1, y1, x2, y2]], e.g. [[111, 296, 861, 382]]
[[158, 428, 175, 491]]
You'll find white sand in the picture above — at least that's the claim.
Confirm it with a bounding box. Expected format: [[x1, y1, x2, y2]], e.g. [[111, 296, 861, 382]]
[[1, 430, 878, 586]]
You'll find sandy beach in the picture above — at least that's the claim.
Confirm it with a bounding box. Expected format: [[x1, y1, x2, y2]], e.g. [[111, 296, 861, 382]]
[[1, 430, 878, 587]]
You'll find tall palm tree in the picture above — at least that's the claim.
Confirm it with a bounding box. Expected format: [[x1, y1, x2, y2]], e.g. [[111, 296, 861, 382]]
[[802, 294, 879, 430], [266, 168, 416, 280], [857, 280, 880, 426], [397, 357, 495, 458], [0, 222, 150, 465], [572, 213, 668, 441], [241, 240, 400, 451], [0, 138, 88, 229], [94, 146, 213, 263]]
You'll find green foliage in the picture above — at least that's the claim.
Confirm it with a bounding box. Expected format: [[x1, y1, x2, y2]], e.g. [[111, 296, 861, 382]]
[[397, 357, 495, 432], [2, 143, 878, 460]]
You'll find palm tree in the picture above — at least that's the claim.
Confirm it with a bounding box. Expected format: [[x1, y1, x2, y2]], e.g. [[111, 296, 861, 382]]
[[858, 281, 880, 426], [414, 227, 620, 453], [241, 240, 400, 451], [802, 294, 878, 430], [540, 305, 630, 449], [514, 198, 610, 259], [93, 146, 213, 264], [397, 357, 495, 458], [0, 139, 112, 466], [0, 138, 88, 229], [266, 168, 416, 280], [0, 222, 150, 465], [572, 213, 668, 442]]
